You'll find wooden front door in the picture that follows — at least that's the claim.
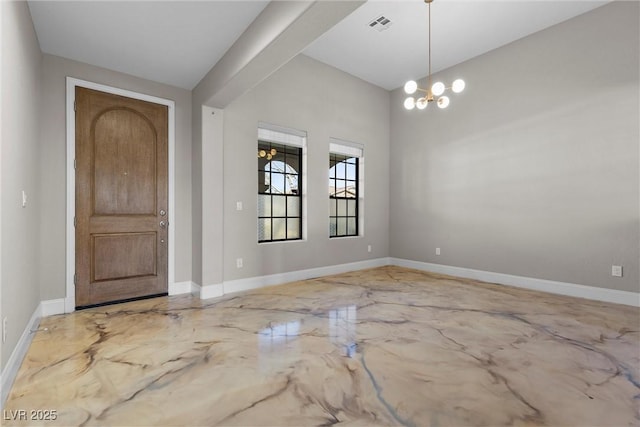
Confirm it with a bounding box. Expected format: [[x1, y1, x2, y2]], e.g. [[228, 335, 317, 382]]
[[75, 87, 168, 308]]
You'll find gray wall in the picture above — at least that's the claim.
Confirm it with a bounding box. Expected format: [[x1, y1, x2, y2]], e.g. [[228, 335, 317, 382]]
[[1, 1, 43, 368], [390, 1, 639, 293], [39, 55, 193, 300], [200, 106, 224, 287], [191, 98, 204, 287], [219, 54, 390, 281]]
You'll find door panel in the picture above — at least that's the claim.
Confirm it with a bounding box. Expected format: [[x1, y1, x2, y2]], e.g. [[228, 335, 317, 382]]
[[92, 233, 157, 282], [76, 87, 168, 308], [93, 109, 157, 215]]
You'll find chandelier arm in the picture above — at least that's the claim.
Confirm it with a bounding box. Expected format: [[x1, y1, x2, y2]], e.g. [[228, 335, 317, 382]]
[[415, 87, 433, 102]]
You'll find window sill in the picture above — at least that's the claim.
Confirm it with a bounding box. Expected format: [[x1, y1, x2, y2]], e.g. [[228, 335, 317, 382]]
[[258, 238, 307, 246], [329, 235, 362, 240]]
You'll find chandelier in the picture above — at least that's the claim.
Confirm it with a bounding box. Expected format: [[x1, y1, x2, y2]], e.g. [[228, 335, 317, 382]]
[[258, 148, 277, 160], [403, 0, 465, 110]]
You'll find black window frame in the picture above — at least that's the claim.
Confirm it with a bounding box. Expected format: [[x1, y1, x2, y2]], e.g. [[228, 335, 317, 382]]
[[258, 140, 303, 243], [329, 153, 359, 238]]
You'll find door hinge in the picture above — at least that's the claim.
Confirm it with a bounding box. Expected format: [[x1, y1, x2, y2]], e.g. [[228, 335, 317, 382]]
[[74, 100, 76, 112], [74, 274, 77, 285], [74, 158, 76, 169], [74, 217, 76, 227]]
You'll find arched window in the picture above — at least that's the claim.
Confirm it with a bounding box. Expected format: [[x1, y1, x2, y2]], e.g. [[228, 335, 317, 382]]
[[258, 139, 303, 242]]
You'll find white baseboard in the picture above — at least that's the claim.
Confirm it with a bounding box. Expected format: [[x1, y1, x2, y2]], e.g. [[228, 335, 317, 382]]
[[191, 282, 201, 296], [41, 299, 66, 316], [64, 295, 75, 314], [390, 258, 640, 307], [221, 258, 391, 297], [169, 281, 193, 296], [198, 283, 224, 300], [1, 303, 41, 409]]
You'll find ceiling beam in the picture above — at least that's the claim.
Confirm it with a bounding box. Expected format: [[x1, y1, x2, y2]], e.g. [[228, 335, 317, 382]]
[[193, 0, 365, 108]]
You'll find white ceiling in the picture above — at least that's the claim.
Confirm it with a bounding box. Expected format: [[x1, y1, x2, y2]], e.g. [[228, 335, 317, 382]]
[[28, 1, 269, 90], [303, 0, 610, 90], [28, 0, 609, 92]]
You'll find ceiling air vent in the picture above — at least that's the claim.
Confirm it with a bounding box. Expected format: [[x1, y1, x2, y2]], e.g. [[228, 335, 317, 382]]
[[368, 15, 393, 32]]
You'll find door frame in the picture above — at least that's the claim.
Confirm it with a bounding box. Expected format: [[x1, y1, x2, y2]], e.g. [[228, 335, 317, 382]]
[[65, 77, 176, 313]]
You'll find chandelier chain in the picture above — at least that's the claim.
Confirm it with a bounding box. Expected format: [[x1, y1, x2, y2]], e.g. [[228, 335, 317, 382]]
[[428, 0, 432, 99]]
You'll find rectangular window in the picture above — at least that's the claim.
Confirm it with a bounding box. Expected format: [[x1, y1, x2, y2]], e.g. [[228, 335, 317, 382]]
[[329, 140, 362, 238], [258, 125, 305, 243]]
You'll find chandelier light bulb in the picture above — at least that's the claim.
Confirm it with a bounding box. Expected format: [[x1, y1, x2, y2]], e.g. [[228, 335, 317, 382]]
[[404, 97, 416, 110], [437, 96, 450, 109], [404, 80, 418, 95], [416, 97, 428, 110], [452, 79, 465, 93], [431, 81, 445, 96]]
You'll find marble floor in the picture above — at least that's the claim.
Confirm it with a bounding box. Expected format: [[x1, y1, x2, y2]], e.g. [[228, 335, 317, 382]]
[[3, 266, 639, 426]]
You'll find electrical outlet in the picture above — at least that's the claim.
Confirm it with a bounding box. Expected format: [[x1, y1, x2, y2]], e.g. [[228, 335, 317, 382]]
[[367, 245, 372, 253], [22, 190, 27, 208], [612, 265, 623, 277], [436, 248, 441, 256], [236, 258, 243, 268], [3, 317, 7, 343], [236, 201, 243, 211]]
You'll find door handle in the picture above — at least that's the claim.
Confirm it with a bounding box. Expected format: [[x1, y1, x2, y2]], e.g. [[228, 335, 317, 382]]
[[159, 220, 168, 228]]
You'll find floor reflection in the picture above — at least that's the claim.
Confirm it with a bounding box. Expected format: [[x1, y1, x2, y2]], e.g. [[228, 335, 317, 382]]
[[258, 320, 301, 373], [329, 305, 357, 358]]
